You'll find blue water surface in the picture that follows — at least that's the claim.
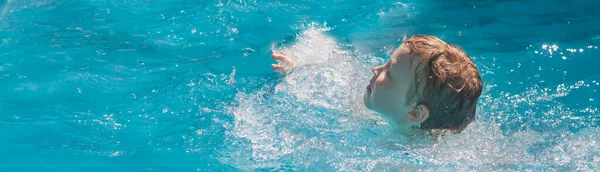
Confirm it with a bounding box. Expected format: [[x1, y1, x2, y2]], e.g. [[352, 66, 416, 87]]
[[1, 0, 599, 171]]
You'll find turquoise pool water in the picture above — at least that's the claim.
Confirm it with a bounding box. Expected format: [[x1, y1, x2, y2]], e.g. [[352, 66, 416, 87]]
[[1, 0, 599, 171]]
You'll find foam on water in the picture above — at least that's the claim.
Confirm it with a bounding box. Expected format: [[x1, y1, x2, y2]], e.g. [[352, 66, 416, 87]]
[[221, 27, 600, 171], [223, 26, 382, 169], [1, 0, 599, 171]]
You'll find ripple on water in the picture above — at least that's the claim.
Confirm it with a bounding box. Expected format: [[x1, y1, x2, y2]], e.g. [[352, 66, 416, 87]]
[[1, 0, 599, 171]]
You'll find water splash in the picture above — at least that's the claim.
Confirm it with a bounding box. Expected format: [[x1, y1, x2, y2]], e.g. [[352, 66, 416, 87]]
[[220, 26, 600, 171], [223, 26, 381, 169]]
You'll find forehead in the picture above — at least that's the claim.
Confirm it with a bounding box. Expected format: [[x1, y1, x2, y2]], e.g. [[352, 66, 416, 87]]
[[389, 43, 414, 65]]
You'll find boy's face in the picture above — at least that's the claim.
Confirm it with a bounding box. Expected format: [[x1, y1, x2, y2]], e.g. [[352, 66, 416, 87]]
[[364, 43, 419, 123]]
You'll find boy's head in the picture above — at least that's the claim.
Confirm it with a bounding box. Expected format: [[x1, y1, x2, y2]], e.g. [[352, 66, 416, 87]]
[[363, 35, 482, 132]]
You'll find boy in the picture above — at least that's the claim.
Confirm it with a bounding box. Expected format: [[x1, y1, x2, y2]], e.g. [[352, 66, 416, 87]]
[[272, 35, 483, 134]]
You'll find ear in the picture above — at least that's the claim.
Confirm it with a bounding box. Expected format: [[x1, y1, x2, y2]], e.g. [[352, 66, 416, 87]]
[[406, 104, 430, 124]]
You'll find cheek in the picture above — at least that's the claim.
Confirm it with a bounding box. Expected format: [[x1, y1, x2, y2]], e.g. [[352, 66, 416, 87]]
[[375, 74, 386, 86]]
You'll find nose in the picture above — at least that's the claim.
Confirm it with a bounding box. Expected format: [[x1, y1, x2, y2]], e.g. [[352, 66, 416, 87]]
[[372, 66, 382, 75]]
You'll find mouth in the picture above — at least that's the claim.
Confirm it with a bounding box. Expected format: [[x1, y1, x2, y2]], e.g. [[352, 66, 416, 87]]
[[367, 76, 375, 93]]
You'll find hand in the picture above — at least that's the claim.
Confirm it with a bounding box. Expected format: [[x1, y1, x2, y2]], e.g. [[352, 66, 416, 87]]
[[271, 54, 294, 72]]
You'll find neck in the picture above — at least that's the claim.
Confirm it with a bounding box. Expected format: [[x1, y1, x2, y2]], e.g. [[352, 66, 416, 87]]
[[388, 119, 419, 135]]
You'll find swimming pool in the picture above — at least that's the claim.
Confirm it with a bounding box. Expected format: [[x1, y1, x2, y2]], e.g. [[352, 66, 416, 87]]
[[1, 0, 599, 171]]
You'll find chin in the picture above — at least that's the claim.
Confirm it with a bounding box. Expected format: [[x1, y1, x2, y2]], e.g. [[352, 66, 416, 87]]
[[363, 93, 372, 109]]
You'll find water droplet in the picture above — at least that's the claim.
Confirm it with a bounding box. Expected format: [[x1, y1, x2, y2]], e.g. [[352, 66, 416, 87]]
[[96, 49, 106, 55], [110, 151, 121, 157], [228, 66, 236, 85]]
